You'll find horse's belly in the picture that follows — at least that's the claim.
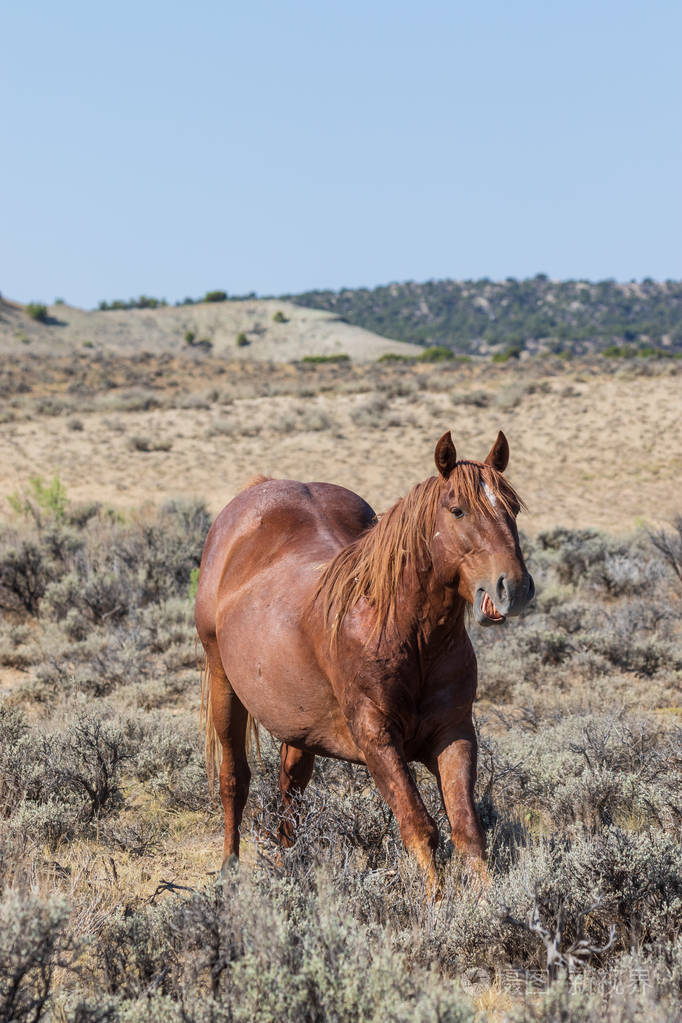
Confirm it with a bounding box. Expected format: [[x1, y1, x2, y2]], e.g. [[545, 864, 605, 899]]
[[216, 586, 362, 762]]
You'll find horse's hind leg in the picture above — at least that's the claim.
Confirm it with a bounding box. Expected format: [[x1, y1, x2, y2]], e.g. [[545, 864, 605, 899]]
[[206, 648, 251, 867], [277, 744, 315, 847]]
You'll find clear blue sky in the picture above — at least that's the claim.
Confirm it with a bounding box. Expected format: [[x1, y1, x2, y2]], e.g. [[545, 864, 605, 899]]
[[2, 1, 681, 308]]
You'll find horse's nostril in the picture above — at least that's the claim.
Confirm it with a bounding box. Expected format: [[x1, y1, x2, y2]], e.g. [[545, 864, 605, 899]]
[[496, 574, 508, 605]]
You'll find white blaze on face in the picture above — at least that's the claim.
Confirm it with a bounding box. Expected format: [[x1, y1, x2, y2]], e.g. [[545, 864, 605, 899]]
[[483, 482, 498, 510]]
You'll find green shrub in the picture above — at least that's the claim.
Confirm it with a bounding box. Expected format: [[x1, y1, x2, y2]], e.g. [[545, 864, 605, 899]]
[[7, 474, 69, 522], [301, 353, 350, 363], [98, 296, 164, 311], [184, 330, 212, 352], [188, 566, 200, 602], [204, 290, 227, 303], [418, 345, 454, 362], [236, 332, 249, 347], [25, 302, 48, 322], [376, 352, 411, 362], [492, 344, 523, 362], [272, 310, 288, 323], [603, 344, 637, 358]]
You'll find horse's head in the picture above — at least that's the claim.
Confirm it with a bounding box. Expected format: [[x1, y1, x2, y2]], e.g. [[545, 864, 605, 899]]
[[431, 430, 534, 626]]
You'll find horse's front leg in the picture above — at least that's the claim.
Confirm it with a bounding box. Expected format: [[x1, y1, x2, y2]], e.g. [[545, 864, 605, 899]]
[[350, 703, 439, 891], [435, 720, 485, 866]]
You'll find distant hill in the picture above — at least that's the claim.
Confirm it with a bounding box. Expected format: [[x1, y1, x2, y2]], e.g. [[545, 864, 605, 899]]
[[0, 297, 421, 363], [287, 276, 682, 357]]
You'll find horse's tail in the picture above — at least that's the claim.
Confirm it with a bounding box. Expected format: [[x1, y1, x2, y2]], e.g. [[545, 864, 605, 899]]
[[200, 646, 263, 795], [199, 649, 222, 796], [245, 714, 262, 764]]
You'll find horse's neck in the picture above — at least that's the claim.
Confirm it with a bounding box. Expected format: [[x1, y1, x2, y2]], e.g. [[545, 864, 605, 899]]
[[392, 568, 468, 652]]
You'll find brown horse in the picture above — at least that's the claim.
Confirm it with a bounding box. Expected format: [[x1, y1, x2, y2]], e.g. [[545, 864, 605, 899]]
[[195, 430, 534, 887]]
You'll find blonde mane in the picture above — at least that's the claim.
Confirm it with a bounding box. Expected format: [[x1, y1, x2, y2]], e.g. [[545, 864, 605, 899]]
[[312, 461, 524, 642]]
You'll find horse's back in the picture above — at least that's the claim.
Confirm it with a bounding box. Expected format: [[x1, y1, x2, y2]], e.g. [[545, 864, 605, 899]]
[[195, 477, 374, 639]]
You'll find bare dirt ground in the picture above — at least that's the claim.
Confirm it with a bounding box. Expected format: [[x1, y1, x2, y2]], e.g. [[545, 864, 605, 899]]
[[0, 350, 679, 534]]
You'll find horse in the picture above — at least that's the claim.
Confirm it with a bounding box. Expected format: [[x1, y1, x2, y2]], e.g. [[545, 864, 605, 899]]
[[195, 430, 534, 888]]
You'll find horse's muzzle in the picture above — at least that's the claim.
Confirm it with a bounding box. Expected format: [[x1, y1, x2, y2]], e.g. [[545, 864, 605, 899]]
[[474, 573, 535, 626]]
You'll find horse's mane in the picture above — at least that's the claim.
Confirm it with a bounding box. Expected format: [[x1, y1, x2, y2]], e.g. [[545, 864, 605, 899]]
[[312, 460, 524, 642]]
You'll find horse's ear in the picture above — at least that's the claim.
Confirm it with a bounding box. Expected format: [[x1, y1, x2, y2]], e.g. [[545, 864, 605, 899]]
[[434, 431, 457, 479], [484, 431, 509, 473]]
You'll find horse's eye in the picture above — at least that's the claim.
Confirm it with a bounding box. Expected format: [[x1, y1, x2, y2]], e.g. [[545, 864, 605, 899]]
[[451, 507, 465, 519]]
